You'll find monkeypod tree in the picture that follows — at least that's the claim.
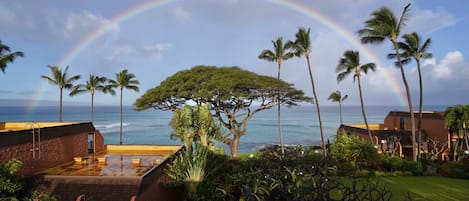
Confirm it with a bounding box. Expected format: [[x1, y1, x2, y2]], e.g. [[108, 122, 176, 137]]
[[135, 65, 308, 158]]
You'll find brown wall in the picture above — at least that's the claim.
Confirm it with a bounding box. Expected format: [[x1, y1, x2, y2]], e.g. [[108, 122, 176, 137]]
[[0, 123, 96, 174], [384, 113, 448, 140], [94, 130, 105, 154]]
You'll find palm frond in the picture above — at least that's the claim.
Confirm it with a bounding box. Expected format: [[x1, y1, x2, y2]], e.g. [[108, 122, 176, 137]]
[[397, 3, 411, 34]]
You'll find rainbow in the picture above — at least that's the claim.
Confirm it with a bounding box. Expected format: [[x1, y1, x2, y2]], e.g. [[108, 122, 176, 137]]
[[30, 0, 407, 113]]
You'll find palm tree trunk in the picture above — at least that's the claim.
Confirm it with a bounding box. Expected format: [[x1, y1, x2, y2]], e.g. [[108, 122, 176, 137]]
[[277, 62, 284, 155], [357, 76, 373, 142], [417, 60, 423, 161], [464, 128, 469, 152], [305, 55, 326, 157], [339, 99, 343, 125], [59, 88, 63, 122], [392, 40, 417, 161], [120, 88, 123, 145], [91, 93, 94, 122]]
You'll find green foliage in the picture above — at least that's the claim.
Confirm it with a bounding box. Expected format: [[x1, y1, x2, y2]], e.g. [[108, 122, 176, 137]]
[[329, 130, 378, 166], [382, 155, 422, 176], [438, 157, 469, 179], [170, 104, 222, 149], [167, 145, 406, 201], [0, 159, 23, 200], [134, 65, 306, 111], [22, 191, 57, 201], [165, 144, 228, 200], [0, 40, 24, 74]]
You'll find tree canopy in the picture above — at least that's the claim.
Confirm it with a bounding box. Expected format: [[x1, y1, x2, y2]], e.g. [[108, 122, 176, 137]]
[[135, 65, 307, 111], [135, 65, 308, 157]]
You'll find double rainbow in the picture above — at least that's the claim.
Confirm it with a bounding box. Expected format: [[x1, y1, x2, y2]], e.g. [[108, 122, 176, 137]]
[[29, 0, 406, 113]]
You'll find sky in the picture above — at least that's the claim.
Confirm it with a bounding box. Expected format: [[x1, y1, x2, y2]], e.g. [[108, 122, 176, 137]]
[[0, 0, 468, 107]]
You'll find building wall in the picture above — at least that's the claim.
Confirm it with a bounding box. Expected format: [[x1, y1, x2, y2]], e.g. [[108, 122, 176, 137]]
[[0, 123, 96, 174], [94, 130, 105, 154], [384, 113, 448, 141]]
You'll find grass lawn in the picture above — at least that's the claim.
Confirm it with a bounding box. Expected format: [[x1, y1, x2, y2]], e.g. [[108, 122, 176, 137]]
[[377, 176, 469, 201]]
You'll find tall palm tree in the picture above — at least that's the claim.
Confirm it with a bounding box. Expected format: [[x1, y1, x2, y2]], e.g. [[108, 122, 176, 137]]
[[0, 41, 24, 73], [258, 37, 295, 155], [389, 32, 432, 160], [328, 90, 348, 125], [336, 50, 376, 142], [41, 65, 81, 122], [70, 74, 116, 122], [109, 69, 139, 145], [358, 3, 418, 161], [293, 27, 326, 156]]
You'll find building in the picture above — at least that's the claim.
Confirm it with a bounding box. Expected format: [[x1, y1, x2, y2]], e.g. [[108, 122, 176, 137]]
[[0, 122, 181, 201], [339, 111, 455, 160]]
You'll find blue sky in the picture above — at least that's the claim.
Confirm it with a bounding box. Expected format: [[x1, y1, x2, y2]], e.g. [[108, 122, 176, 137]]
[[1, 0, 468, 107]]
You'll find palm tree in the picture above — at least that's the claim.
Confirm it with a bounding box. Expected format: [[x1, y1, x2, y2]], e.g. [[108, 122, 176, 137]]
[[41, 66, 81, 122], [0, 41, 24, 73], [389, 32, 432, 160], [109, 69, 139, 145], [258, 37, 295, 155], [292, 27, 326, 156], [336, 50, 376, 142], [358, 3, 418, 161], [328, 90, 348, 125], [70, 74, 116, 122], [444, 105, 469, 160]]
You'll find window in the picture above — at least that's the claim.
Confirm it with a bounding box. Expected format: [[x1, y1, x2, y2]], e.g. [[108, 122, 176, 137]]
[[400, 118, 406, 130]]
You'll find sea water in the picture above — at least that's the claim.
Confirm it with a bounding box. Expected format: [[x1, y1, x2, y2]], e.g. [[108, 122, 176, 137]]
[[0, 105, 448, 153]]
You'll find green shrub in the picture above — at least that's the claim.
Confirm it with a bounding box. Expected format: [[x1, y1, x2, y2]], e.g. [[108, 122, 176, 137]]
[[0, 159, 23, 200], [439, 160, 469, 179], [382, 155, 404, 171]]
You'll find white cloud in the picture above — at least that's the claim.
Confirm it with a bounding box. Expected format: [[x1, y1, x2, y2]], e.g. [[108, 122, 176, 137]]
[[407, 8, 458, 34], [63, 10, 119, 39], [172, 7, 190, 20], [105, 42, 172, 64], [427, 51, 464, 80]]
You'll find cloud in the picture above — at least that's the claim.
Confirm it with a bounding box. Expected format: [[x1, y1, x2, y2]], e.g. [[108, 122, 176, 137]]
[[407, 8, 458, 34], [172, 7, 190, 20], [16, 90, 36, 95], [0, 2, 118, 42], [63, 10, 119, 39], [0, 90, 13, 94], [424, 51, 466, 81], [105, 42, 172, 64]]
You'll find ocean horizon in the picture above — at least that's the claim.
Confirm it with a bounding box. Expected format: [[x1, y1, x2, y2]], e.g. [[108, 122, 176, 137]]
[[0, 104, 450, 153]]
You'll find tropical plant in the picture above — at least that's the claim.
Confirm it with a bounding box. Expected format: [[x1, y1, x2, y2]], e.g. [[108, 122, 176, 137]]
[[389, 32, 432, 161], [444, 105, 469, 160], [292, 27, 326, 156], [170, 104, 222, 151], [41, 65, 81, 122], [165, 144, 227, 200], [258, 36, 295, 155], [329, 130, 378, 167], [108, 69, 139, 145], [134, 66, 308, 158], [69, 74, 116, 122], [0, 159, 23, 200], [0, 41, 24, 74], [328, 90, 348, 125], [336, 50, 376, 142], [358, 3, 417, 161], [23, 191, 58, 201]]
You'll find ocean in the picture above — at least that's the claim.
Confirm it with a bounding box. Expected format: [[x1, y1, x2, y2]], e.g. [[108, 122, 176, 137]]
[[0, 105, 449, 153]]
